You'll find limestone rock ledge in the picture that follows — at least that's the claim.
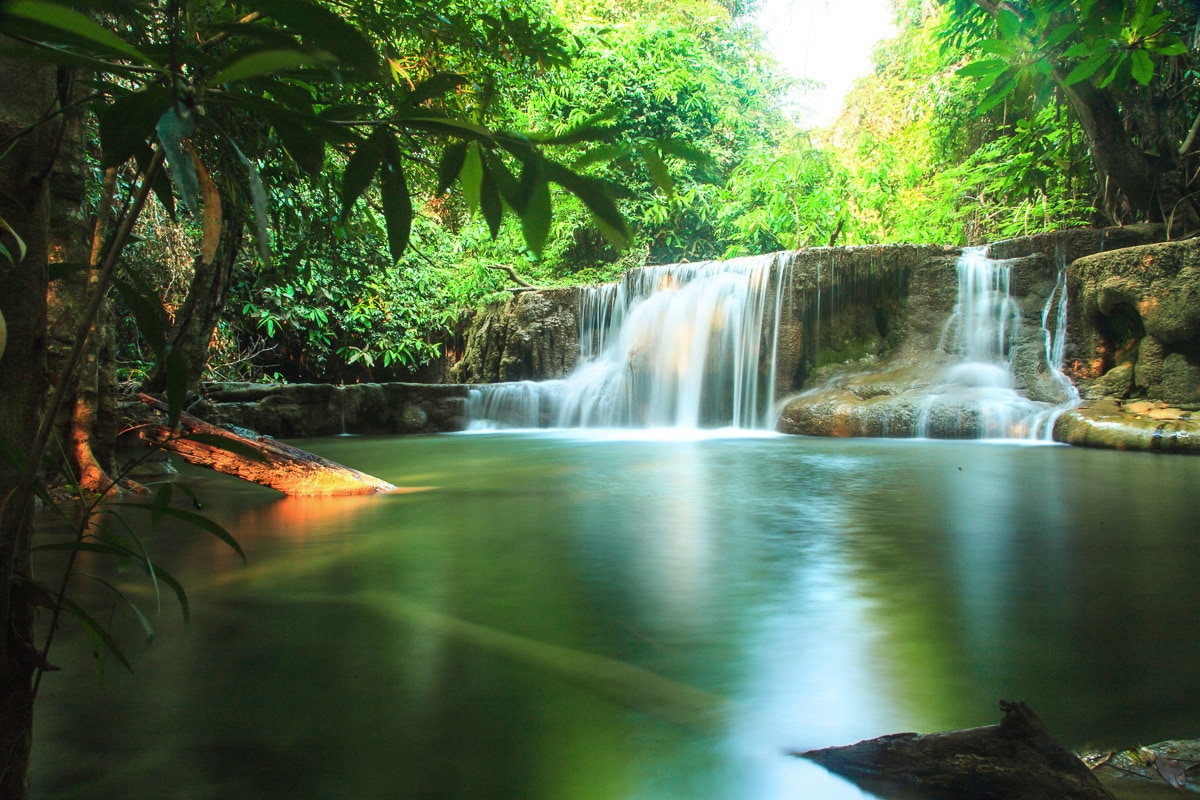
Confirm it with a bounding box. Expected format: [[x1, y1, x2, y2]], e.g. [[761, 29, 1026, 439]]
[[187, 382, 469, 438], [1053, 398, 1200, 454], [1067, 238, 1200, 407], [451, 287, 581, 384]]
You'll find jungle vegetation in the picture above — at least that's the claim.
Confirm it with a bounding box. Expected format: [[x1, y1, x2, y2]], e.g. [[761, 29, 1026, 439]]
[[0, 1, 1196, 796]]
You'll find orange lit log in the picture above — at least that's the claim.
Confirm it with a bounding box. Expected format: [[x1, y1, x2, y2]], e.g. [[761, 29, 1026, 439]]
[[130, 394, 395, 496]]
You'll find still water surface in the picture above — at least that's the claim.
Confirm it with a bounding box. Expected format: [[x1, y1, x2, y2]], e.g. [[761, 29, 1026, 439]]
[[32, 433, 1200, 799]]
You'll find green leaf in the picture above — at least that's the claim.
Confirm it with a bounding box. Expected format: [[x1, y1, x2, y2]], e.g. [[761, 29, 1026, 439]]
[[77, 574, 154, 642], [518, 161, 551, 256], [977, 78, 1017, 114], [149, 564, 190, 622], [437, 141, 467, 196], [657, 139, 711, 165], [0, 38, 146, 73], [479, 164, 503, 239], [544, 161, 630, 249], [268, 111, 326, 176], [997, 9, 1021, 41], [210, 48, 336, 86], [151, 482, 173, 527], [1130, 48, 1153, 85], [163, 347, 189, 427], [531, 108, 623, 145], [1059, 42, 1092, 59], [572, 142, 632, 169], [483, 150, 523, 211], [460, 142, 483, 213], [98, 87, 172, 169], [1063, 49, 1110, 85], [1044, 23, 1078, 47], [156, 105, 199, 213], [957, 58, 1009, 78], [112, 502, 246, 564], [380, 139, 412, 262], [1130, 0, 1154, 35], [340, 126, 388, 218], [1097, 51, 1127, 88], [58, 594, 134, 672], [1147, 38, 1187, 57], [229, 140, 271, 265], [398, 73, 468, 108], [249, 0, 377, 71], [0, 216, 28, 263], [979, 39, 1016, 58], [401, 115, 495, 140], [3, 0, 158, 66], [640, 145, 674, 199], [113, 272, 169, 354], [138, 144, 176, 220]]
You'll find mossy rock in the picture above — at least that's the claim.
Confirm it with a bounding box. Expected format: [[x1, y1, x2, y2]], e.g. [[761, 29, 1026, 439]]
[[1053, 398, 1200, 453]]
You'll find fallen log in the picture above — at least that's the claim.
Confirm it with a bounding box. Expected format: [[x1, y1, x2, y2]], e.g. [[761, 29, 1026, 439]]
[[797, 700, 1117, 800], [1083, 739, 1200, 797], [127, 393, 395, 496]]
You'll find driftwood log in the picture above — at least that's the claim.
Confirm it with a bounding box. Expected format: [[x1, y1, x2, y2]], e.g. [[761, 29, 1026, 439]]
[[129, 394, 395, 496], [797, 701, 1117, 800]]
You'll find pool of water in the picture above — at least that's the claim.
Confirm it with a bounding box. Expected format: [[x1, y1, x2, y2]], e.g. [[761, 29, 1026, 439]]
[[31, 433, 1200, 799]]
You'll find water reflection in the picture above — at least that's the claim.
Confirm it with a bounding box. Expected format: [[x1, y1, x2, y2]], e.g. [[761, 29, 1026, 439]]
[[32, 435, 1200, 799]]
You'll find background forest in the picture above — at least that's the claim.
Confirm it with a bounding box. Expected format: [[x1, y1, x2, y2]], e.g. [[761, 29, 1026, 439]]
[[36, 0, 1190, 386]]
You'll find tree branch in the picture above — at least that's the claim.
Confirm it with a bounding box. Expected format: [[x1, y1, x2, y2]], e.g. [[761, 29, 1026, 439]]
[[1180, 109, 1200, 156], [487, 262, 536, 288]]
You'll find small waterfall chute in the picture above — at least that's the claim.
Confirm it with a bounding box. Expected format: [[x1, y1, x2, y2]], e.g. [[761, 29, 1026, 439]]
[[916, 247, 1078, 440]]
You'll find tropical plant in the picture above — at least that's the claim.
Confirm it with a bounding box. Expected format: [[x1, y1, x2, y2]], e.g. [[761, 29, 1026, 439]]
[[949, 0, 1198, 232]]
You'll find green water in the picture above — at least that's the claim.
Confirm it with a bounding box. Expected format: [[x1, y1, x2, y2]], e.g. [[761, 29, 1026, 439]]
[[31, 433, 1200, 799]]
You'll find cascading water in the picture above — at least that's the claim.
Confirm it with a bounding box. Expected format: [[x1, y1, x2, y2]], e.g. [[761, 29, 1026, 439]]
[[1027, 254, 1081, 438], [468, 254, 786, 430], [916, 247, 1077, 440]]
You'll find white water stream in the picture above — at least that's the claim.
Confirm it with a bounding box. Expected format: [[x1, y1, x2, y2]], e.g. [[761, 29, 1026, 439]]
[[917, 247, 1077, 440]]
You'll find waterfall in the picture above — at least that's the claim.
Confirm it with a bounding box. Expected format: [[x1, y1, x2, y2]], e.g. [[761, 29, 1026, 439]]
[[916, 247, 1077, 440], [1026, 253, 1081, 439], [468, 254, 786, 430]]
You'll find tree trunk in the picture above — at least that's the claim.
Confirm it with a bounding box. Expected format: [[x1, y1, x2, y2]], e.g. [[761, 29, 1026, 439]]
[[45, 70, 119, 493], [1059, 79, 1163, 221], [129, 395, 395, 495], [0, 50, 56, 800], [142, 192, 245, 396]]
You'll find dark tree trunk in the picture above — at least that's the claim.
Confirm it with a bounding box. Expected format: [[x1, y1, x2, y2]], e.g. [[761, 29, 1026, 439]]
[[1060, 79, 1162, 219], [0, 50, 55, 800], [142, 191, 245, 396], [45, 70, 119, 493]]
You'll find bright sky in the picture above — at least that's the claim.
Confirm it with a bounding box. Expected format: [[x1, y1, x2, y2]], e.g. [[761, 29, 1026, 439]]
[[753, 0, 897, 127]]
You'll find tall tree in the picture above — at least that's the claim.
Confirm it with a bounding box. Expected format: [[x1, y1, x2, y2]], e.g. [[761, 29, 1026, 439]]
[[0, 49, 55, 800], [952, 0, 1197, 231]]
